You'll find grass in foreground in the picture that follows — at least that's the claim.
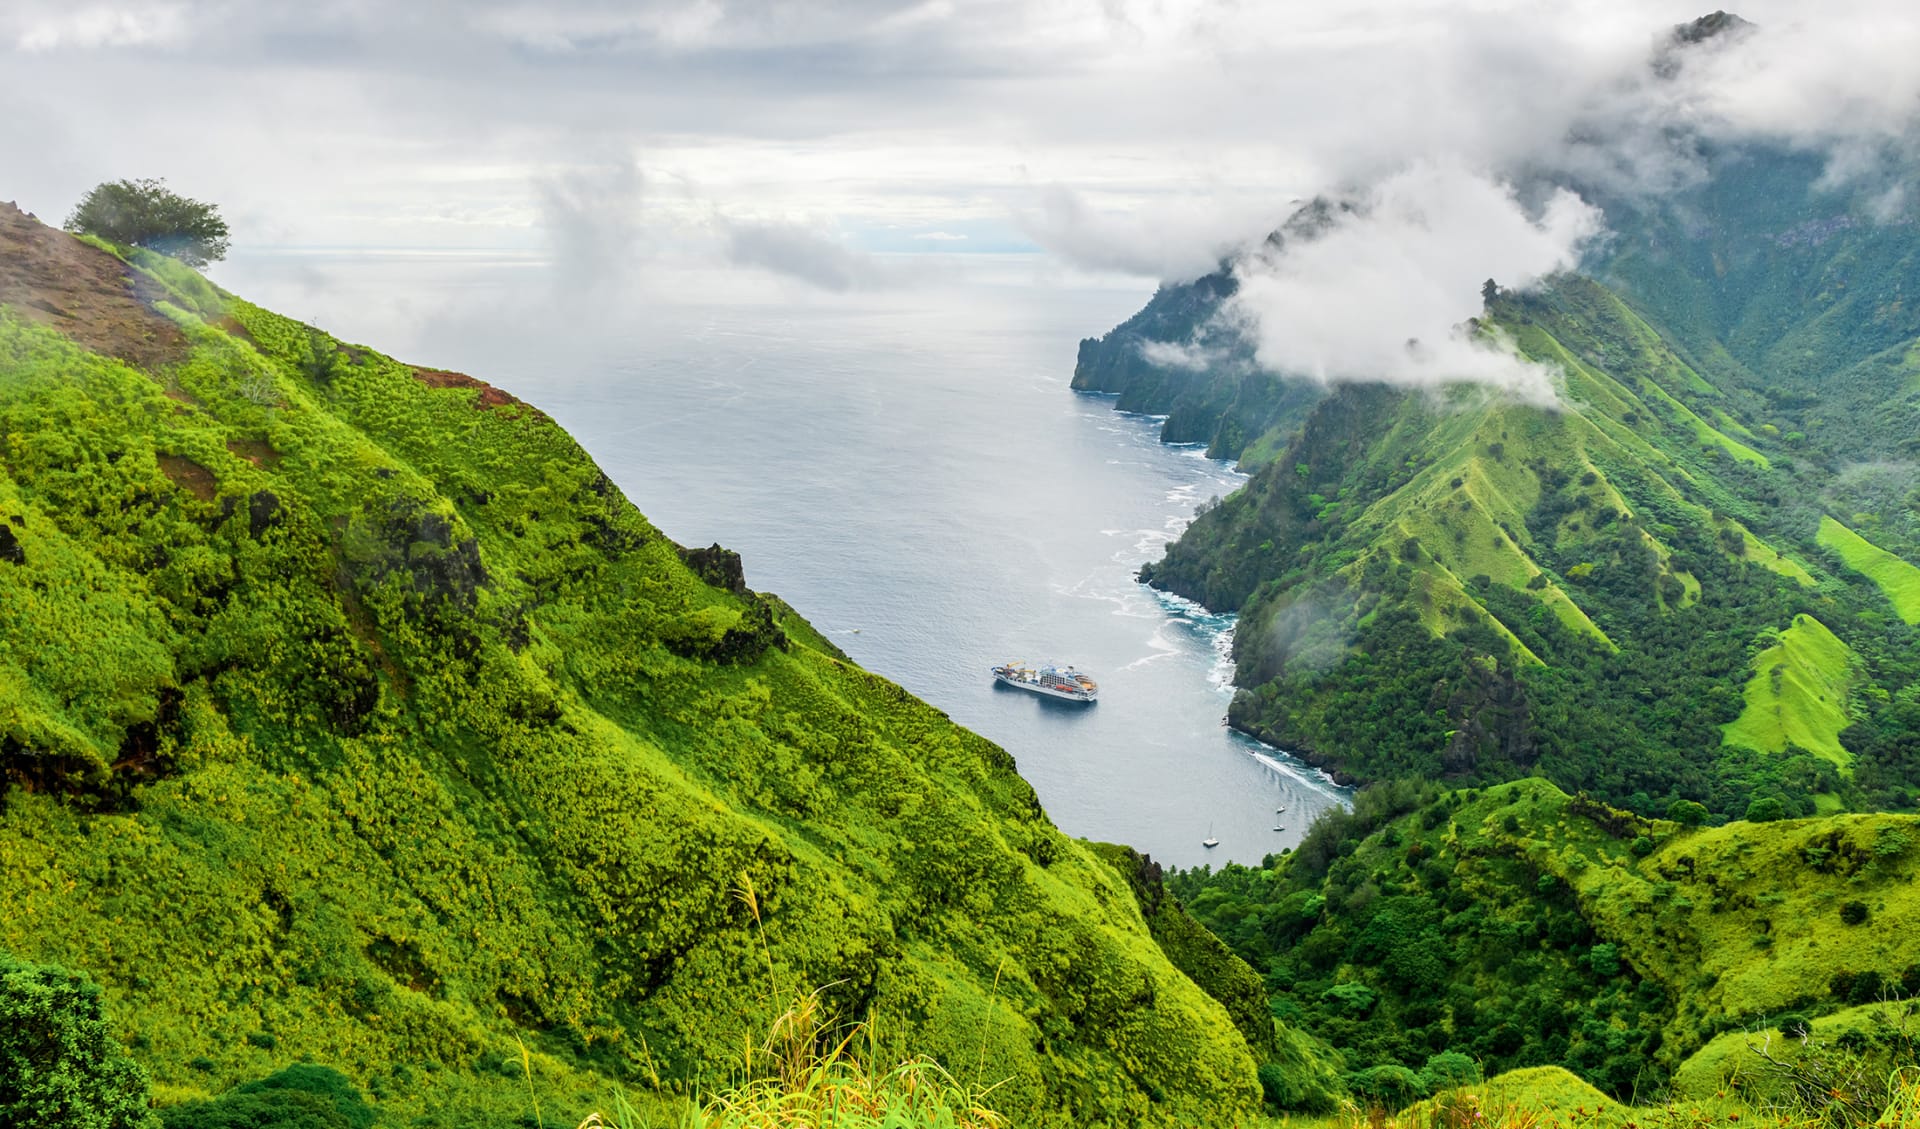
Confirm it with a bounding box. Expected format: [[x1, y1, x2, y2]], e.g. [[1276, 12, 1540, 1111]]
[[567, 990, 1004, 1129], [571, 879, 1006, 1129]]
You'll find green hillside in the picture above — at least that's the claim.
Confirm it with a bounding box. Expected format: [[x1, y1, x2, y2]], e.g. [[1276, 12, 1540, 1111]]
[[1721, 613, 1855, 768], [0, 204, 1282, 1126], [1133, 274, 1897, 813], [1169, 778, 1920, 1105], [1110, 234, 1920, 819], [1818, 515, 1920, 626], [1060, 141, 1920, 824]]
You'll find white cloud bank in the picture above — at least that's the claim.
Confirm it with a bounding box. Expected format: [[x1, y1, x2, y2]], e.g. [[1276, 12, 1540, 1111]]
[[1080, 5, 1920, 401], [4, 0, 1919, 394], [1221, 163, 1602, 402]]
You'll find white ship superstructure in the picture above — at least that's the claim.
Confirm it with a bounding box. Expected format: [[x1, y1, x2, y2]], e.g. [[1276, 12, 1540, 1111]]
[[991, 661, 1098, 702]]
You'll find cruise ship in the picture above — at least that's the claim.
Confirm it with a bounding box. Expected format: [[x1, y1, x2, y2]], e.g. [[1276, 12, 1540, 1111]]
[[991, 661, 1098, 702]]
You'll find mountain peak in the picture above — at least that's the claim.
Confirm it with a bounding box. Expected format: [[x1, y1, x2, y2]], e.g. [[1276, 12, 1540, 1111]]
[[1672, 10, 1754, 47], [1651, 10, 1756, 79]]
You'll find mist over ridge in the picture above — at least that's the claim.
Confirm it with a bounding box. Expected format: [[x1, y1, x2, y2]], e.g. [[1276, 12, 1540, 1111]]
[[1103, 7, 1920, 401]]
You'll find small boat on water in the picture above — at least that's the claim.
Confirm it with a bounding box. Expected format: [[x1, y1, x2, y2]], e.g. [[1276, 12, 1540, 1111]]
[[991, 661, 1098, 703], [1203, 822, 1219, 849]]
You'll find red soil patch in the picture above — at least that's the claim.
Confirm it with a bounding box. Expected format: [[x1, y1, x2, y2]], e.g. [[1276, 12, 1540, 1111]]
[[226, 438, 281, 468], [156, 455, 216, 501], [0, 202, 190, 370], [214, 314, 255, 343], [412, 367, 530, 412]]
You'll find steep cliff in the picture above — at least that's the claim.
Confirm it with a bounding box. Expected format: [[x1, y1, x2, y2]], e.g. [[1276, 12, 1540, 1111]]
[[0, 205, 1280, 1127]]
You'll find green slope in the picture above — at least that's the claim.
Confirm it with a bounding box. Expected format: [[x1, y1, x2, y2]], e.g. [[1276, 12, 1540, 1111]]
[[1122, 265, 1920, 817], [1136, 276, 1856, 809], [1170, 778, 1920, 1103], [0, 206, 1277, 1126], [1818, 515, 1920, 625], [1722, 613, 1855, 768], [1072, 143, 1920, 820]]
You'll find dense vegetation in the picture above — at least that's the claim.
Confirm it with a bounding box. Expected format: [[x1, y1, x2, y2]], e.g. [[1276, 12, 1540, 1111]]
[[1, 953, 157, 1129], [17, 37, 1920, 1127], [1081, 130, 1920, 1127], [0, 203, 1296, 1126], [1091, 147, 1920, 822], [1169, 779, 1920, 1110]]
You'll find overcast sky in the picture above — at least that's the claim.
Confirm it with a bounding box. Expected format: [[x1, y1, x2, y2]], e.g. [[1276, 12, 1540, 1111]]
[[4, 1, 1917, 385]]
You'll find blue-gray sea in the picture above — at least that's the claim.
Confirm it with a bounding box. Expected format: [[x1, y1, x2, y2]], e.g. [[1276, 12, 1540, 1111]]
[[212, 250, 1348, 870]]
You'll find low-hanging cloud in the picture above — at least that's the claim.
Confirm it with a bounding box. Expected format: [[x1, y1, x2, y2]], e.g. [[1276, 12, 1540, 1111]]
[[1218, 162, 1603, 403], [1137, 339, 1233, 373], [1017, 184, 1285, 282], [536, 160, 645, 296], [722, 219, 889, 292], [1018, 4, 1920, 285]]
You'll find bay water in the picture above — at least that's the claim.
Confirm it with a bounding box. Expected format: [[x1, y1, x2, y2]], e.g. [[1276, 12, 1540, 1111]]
[[212, 250, 1348, 870]]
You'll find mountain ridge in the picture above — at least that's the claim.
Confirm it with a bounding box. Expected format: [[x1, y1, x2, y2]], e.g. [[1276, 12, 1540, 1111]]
[[0, 202, 1289, 1127], [1082, 145, 1920, 821]]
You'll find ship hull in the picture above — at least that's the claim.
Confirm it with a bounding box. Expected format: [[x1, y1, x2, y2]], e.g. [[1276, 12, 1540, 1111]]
[[993, 671, 1097, 702]]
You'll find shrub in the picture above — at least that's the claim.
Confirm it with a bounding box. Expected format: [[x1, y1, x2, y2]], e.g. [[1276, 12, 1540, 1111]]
[[1630, 835, 1655, 857], [0, 953, 157, 1129], [1745, 796, 1786, 822], [159, 1065, 373, 1129], [1346, 1064, 1426, 1109], [1416, 1051, 1481, 1093], [1323, 981, 1378, 1014], [65, 179, 229, 267], [1831, 970, 1886, 1005], [1839, 900, 1870, 925], [1777, 1012, 1812, 1038], [1667, 799, 1709, 826]]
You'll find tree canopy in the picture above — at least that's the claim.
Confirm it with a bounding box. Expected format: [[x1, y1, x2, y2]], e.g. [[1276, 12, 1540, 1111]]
[[0, 953, 157, 1129], [66, 179, 229, 267]]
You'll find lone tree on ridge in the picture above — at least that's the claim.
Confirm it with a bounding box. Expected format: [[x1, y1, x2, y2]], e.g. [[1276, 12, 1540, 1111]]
[[66, 178, 230, 267]]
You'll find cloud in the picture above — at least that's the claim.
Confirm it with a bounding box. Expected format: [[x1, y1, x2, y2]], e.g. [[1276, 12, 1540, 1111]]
[[1016, 184, 1283, 282], [535, 160, 644, 295], [722, 219, 889, 291], [1219, 162, 1602, 402], [4, 0, 1919, 344], [1137, 339, 1231, 372], [15, 5, 186, 51], [1015, 3, 1920, 276]]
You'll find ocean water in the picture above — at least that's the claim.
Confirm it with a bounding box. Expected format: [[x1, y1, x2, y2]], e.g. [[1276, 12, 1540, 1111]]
[[212, 251, 1349, 870]]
